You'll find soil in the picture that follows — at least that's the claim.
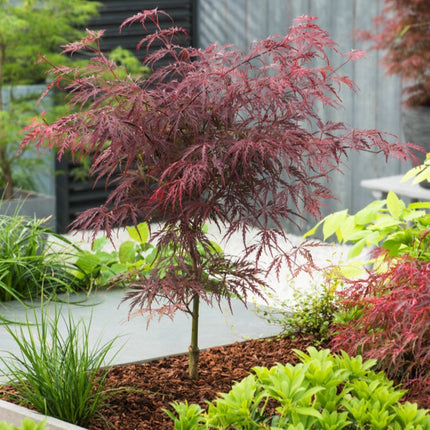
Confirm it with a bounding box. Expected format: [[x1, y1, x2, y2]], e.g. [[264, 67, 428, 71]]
[[88, 334, 323, 429]]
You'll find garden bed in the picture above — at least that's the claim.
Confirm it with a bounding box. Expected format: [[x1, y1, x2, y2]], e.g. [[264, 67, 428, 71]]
[[1, 334, 320, 429]]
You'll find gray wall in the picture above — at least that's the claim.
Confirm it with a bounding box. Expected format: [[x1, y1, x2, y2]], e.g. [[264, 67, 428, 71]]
[[2, 85, 55, 196], [196, 0, 410, 232]]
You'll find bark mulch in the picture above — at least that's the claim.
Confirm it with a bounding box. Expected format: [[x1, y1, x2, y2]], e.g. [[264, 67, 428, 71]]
[[0, 334, 324, 429], [89, 334, 324, 429]]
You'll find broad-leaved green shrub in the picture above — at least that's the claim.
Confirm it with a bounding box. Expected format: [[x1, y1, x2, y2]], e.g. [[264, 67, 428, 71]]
[[74, 222, 224, 292], [402, 153, 430, 186], [73, 222, 155, 289], [166, 347, 430, 429], [305, 190, 430, 268]]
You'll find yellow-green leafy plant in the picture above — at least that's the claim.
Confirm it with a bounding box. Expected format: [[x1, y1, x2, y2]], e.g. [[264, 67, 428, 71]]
[[166, 347, 430, 429], [401, 153, 430, 186], [0, 419, 46, 430], [305, 190, 430, 272], [73, 222, 224, 292]]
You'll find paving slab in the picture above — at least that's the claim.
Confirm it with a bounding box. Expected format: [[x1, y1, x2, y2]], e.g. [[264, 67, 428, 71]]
[[0, 224, 352, 381], [0, 289, 280, 380]]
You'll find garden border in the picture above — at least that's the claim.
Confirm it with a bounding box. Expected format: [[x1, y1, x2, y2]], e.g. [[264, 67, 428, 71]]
[[0, 399, 86, 430]]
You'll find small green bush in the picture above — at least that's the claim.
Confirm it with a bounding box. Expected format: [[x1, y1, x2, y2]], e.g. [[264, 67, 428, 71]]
[[166, 347, 430, 429], [73, 222, 156, 288], [0, 304, 120, 427], [0, 419, 46, 430], [259, 280, 340, 345], [74, 222, 224, 291]]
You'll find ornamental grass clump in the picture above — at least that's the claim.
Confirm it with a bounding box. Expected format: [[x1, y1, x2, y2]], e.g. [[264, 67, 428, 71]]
[[22, 9, 413, 379], [0, 214, 87, 303], [0, 305, 119, 427]]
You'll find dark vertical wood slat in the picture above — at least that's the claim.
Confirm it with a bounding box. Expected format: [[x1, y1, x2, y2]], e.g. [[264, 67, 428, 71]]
[[55, 1, 196, 233], [55, 157, 70, 234]]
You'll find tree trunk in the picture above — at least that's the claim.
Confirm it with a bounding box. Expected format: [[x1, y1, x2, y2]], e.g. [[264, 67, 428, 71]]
[[0, 147, 14, 200], [188, 294, 200, 379]]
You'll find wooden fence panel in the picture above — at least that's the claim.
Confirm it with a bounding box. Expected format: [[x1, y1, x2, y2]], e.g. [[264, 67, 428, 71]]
[[197, 0, 408, 232]]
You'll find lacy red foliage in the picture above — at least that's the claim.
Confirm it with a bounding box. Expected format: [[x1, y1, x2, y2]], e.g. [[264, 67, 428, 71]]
[[331, 257, 430, 407], [22, 10, 413, 317], [359, 0, 430, 106]]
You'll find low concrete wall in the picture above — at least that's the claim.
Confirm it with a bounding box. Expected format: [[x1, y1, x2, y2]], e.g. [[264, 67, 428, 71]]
[[0, 399, 86, 429]]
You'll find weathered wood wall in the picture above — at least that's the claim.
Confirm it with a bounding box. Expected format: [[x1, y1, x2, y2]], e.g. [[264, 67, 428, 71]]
[[196, 0, 409, 233]]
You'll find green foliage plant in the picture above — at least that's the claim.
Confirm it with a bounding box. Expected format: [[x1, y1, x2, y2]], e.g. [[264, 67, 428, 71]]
[[401, 152, 430, 186], [0, 304, 119, 427], [73, 222, 154, 289], [305, 190, 430, 272], [107, 46, 151, 79], [0, 0, 100, 198], [22, 10, 414, 379], [0, 214, 87, 302], [73, 222, 224, 292], [261, 279, 341, 346], [0, 419, 46, 430], [166, 347, 430, 429]]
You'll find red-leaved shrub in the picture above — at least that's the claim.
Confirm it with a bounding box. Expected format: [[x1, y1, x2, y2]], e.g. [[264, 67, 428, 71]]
[[331, 257, 430, 407], [359, 0, 430, 106]]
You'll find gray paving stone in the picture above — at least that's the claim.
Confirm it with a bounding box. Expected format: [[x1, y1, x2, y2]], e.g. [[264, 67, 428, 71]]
[[0, 289, 281, 379]]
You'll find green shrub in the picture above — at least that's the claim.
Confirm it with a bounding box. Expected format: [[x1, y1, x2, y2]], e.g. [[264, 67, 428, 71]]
[[73, 222, 156, 288], [0, 304, 120, 427], [260, 280, 340, 345], [305, 190, 430, 267], [74, 222, 224, 291], [0, 214, 87, 302], [0, 419, 46, 430], [166, 347, 430, 429]]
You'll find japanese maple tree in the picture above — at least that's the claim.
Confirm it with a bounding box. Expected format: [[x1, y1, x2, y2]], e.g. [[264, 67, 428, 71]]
[[22, 10, 413, 379]]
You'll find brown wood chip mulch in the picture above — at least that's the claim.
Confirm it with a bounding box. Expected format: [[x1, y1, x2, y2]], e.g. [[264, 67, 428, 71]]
[[88, 334, 323, 429]]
